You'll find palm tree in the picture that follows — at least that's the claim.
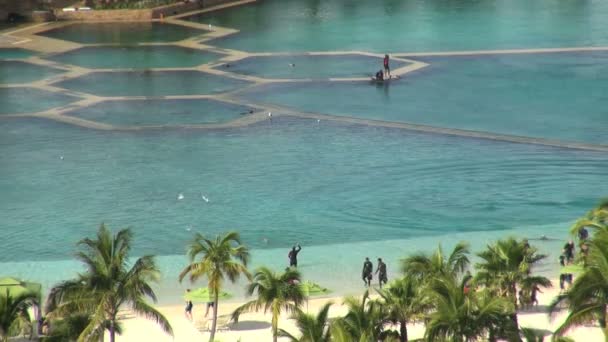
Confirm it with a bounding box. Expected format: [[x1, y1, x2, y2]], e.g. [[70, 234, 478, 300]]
[[425, 276, 515, 342], [569, 199, 608, 237], [179, 231, 251, 342], [0, 290, 37, 342], [46, 224, 172, 342], [277, 302, 332, 342], [41, 314, 96, 342], [232, 267, 305, 342], [401, 242, 470, 282], [375, 275, 430, 342], [332, 290, 386, 342], [475, 237, 550, 335], [549, 229, 608, 340]]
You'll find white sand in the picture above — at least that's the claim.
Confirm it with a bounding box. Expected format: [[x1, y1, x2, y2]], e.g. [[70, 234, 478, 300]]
[[114, 283, 602, 342]]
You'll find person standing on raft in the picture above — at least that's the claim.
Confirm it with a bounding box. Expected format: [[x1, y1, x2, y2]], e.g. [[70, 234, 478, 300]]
[[383, 54, 391, 79]]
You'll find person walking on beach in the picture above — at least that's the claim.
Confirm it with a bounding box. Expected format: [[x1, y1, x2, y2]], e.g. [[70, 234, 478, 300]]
[[184, 289, 193, 321], [376, 258, 388, 288], [564, 240, 575, 264], [383, 54, 390, 79], [288, 243, 302, 267], [204, 300, 214, 318], [362, 257, 373, 287]]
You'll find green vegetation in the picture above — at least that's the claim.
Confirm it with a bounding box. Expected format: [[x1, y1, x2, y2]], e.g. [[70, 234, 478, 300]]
[[277, 302, 333, 342], [550, 200, 608, 340], [232, 267, 305, 342], [45, 224, 172, 342], [179, 231, 251, 342], [0, 290, 38, 342]]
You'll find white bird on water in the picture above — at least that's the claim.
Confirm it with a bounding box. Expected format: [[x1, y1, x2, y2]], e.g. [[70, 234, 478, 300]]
[[177, 193, 184, 200], [201, 194, 210, 202], [59, 156, 64, 160]]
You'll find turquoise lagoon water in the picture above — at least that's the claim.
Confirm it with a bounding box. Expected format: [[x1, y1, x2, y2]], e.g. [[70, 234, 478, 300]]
[[38, 22, 207, 44], [55, 71, 249, 97], [191, 0, 608, 52], [2, 0, 608, 304], [0, 88, 77, 114], [48, 46, 224, 69], [239, 52, 608, 145], [0, 61, 64, 84], [0, 48, 36, 60], [217, 54, 408, 79], [66, 99, 252, 127], [1, 117, 607, 302]]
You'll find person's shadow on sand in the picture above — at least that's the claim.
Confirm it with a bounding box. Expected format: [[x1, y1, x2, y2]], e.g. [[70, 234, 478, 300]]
[[230, 320, 272, 331]]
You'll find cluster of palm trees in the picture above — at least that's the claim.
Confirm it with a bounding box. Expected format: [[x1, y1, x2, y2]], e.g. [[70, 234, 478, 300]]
[[1, 199, 607, 341], [178, 231, 552, 342]]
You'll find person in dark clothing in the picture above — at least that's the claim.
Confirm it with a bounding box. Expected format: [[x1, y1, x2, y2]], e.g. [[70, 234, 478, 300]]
[[558, 254, 573, 290], [288, 244, 302, 267], [184, 289, 193, 321], [578, 227, 589, 241], [564, 240, 575, 263], [376, 258, 388, 288], [375, 70, 384, 81], [362, 257, 373, 287], [383, 54, 390, 79]]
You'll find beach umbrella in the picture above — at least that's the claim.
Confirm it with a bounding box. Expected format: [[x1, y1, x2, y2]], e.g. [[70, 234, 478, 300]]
[[0, 277, 43, 325], [299, 281, 331, 312], [561, 264, 584, 275], [184, 287, 232, 303], [299, 281, 331, 297], [0, 277, 41, 301]]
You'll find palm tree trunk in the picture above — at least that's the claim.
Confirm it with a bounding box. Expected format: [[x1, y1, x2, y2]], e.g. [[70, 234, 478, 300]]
[[399, 319, 408, 342], [209, 291, 219, 342], [510, 284, 521, 342], [109, 319, 115, 342], [272, 302, 279, 342]]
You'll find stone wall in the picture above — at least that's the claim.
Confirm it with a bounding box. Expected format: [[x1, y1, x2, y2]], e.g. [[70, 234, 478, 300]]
[[0, 0, 41, 21], [54, 0, 238, 21]]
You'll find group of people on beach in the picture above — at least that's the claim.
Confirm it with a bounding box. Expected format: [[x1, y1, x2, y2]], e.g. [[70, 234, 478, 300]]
[[558, 226, 589, 291], [184, 288, 215, 322], [361, 257, 388, 288]]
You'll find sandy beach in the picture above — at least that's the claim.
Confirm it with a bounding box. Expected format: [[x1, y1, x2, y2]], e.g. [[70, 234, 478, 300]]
[[113, 280, 603, 342]]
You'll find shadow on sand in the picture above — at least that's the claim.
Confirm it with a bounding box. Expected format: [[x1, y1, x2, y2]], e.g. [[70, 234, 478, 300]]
[[230, 320, 272, 331]]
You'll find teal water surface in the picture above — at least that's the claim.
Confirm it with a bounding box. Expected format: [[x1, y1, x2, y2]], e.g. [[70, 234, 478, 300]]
[[239, 52, 608, 144], [38, 22, 206, 44], [218, 54, 407, 79], [1, 117, 606, 263], [66, 99, 252, 127], [55, 71, 249, 97], [0, 48, 36, 60], [0, 88, 77, 114], [48, 45, 224, 69], [191, 0, 608, 52], [0, 61, 64, 84]]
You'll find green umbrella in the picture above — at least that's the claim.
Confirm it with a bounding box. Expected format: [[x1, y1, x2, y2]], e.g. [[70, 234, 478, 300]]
[[300, 281, 331, 297], [0, 277, 41, 301], [561, 264, 584, 275], [184, 287, 232, 303]]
